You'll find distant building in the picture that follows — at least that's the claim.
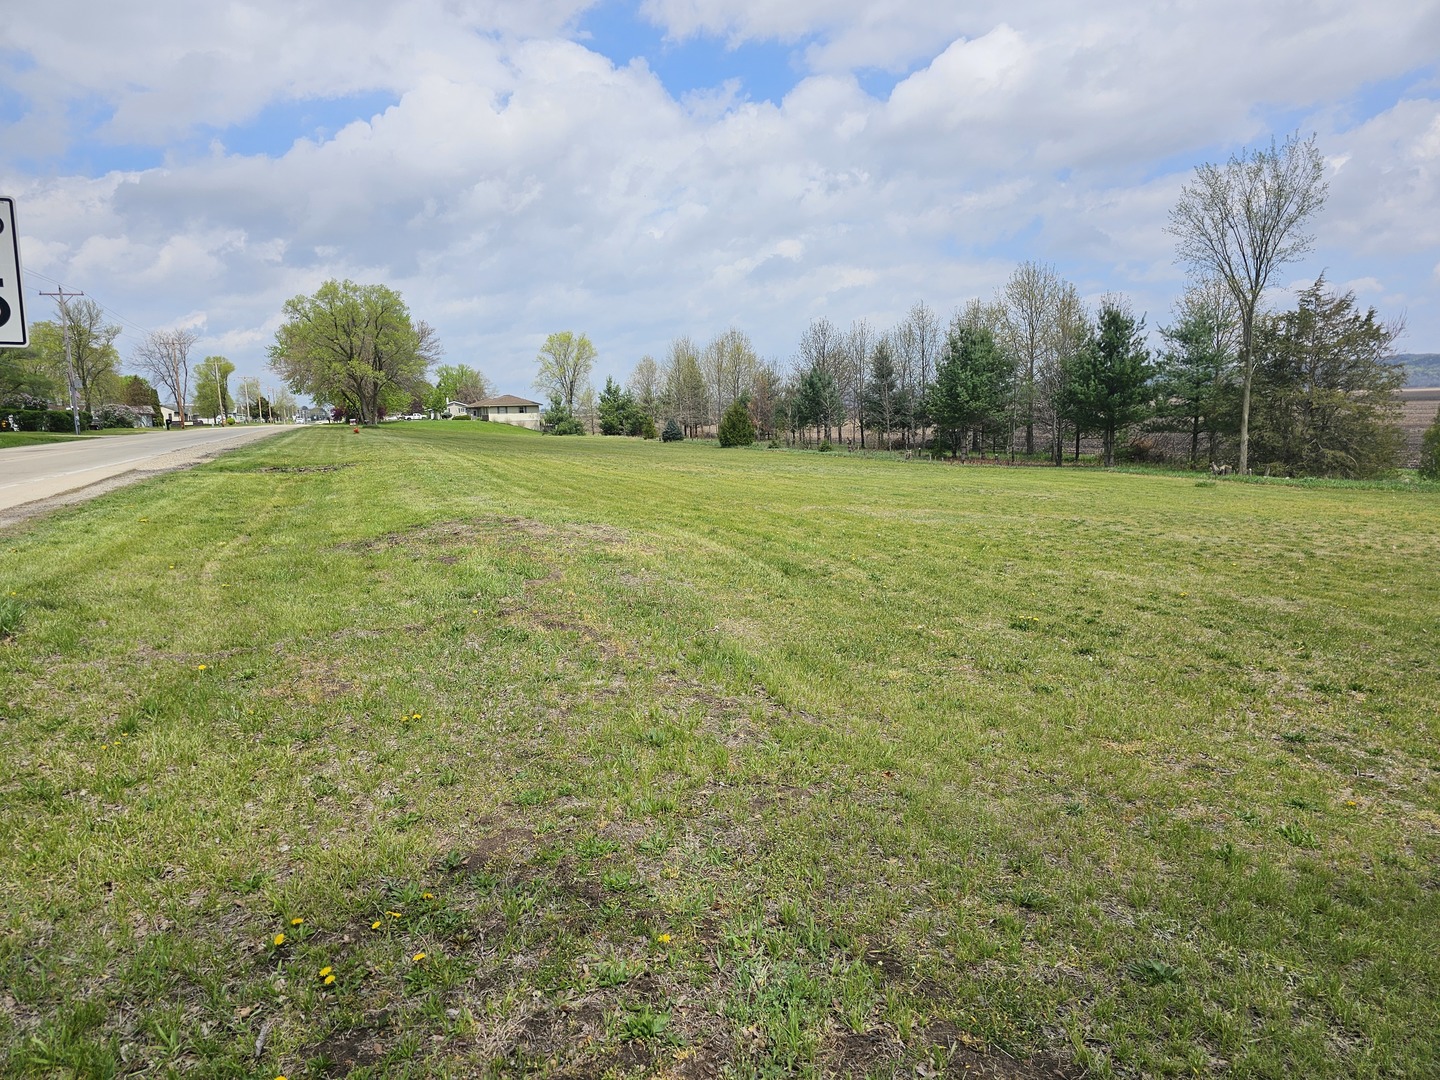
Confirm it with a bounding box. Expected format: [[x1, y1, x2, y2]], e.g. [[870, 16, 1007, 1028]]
[[468, 395, 542, 430]]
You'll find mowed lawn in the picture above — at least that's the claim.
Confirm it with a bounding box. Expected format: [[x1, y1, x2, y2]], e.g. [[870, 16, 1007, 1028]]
[[1, 421, 1437, 1079]]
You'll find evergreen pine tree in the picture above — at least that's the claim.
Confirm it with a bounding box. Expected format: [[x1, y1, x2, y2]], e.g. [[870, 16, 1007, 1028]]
[[717, 398, 756, 447], [661, 417, 684, 442]]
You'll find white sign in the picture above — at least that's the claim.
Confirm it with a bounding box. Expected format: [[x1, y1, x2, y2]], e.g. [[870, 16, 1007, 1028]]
[[0, 197, 27, 348]]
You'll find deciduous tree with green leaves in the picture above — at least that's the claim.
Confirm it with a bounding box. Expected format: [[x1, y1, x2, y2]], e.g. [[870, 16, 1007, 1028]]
[[269, 280, 439, 425], [193, 356, 235, 418], [533, 332, 595, 415]]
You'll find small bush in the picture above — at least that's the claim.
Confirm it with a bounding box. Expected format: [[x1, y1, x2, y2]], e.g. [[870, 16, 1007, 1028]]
[[638, 415, 658, 440], [717, 398, 756, 447], [818, 441, 833, 453], [1419, 408, 1440, 480], [661, 418, 684, 442]]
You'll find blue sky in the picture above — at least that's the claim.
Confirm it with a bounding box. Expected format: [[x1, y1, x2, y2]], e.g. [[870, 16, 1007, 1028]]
[[3, 0, 1438, 400]]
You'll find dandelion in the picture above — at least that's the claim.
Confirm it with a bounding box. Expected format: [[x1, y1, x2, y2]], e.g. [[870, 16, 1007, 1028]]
[[421, 892, 433, 900], [387, 910, 402, 919], [412, 951, 427, 962], [412, 713, 421, 719], [318, 966, 332, 978], [471, 609, 479, 614], [197, 664, 207, 670], [273, 933, 286, 947], [371, 920, 382, 930], [657, 933, 672, 944], [291, 917, 304, 926], [324, 973, 336, 985]]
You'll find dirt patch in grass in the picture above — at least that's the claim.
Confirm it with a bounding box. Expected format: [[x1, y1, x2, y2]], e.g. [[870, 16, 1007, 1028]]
[[310, 1022, 388, 1075], [347, 515, 633, 556]]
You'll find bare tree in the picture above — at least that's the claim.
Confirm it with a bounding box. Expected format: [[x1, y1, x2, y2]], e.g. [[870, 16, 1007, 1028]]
[[133, 328, 199, 426], [1167, 131, 1328, 474], [701, 328, 758, 425], [844, 318, 873, 447], [628, 354, 661, 419], [797, 318, 844, 444], [1000, 262, 1067, 457], [661, 336, 708, 436], [897, 302, 940, 448]]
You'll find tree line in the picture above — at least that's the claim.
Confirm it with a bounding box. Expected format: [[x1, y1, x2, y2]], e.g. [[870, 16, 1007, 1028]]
[[544, 133, 1412, 479]]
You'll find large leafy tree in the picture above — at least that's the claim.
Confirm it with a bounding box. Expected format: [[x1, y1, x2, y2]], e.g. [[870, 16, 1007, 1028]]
[[119, 375, 163, 417], [928, 324, 1011, 459], [1167, 132, 1328, 474], [269, 280, 439, 425], [193, 356, 235, 418], [1064, 301, 1153, 467], [432, 363, 492, 407], [533, 331, 595, 415], [1249, 277, 1404, 478]]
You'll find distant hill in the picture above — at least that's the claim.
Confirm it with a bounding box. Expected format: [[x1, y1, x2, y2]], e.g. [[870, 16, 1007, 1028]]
[[1389, 353, 1440, 388]]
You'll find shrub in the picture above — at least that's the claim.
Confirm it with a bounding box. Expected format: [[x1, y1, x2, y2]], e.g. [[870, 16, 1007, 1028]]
[[1420, 408, 1440, 480], [717, 399, 756, 447], [95, 404, 143, 429], [661, 418, 684, 442], [818, 441, 833, 453], [543, 397, 584, 435], [638, 415, 658, 440]]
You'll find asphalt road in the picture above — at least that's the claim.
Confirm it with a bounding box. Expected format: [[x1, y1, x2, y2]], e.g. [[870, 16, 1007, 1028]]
[[0, 425, 292, 515]]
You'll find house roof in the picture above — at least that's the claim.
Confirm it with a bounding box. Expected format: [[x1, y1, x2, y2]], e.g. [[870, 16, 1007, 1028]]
[[472, 395, 541, 407]]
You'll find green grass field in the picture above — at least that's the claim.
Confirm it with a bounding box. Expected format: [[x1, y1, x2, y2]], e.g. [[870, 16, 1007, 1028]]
[[0, 428, 156, 449], [2, 421, 1437, 1079]]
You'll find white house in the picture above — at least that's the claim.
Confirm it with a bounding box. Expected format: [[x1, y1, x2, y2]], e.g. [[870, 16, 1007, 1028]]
[[468, 395, 543, 430]]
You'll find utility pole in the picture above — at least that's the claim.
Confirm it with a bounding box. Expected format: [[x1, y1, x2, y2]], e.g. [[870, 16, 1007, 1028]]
[[40, 288, 84, 435]]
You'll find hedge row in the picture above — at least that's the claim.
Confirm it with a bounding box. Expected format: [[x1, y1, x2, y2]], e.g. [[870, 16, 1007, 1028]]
[[4, 409, 94, 432]]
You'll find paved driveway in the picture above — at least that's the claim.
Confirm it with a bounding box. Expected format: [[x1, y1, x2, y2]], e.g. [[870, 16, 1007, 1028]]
[[0, 425, 293, 517]]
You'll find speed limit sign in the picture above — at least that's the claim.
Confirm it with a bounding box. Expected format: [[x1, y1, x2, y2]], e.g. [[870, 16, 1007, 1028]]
[[0, 197, 27, 348]]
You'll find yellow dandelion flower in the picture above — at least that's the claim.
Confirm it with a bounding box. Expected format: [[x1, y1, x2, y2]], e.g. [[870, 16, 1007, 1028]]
[[273, 933, 285, 946], [291, 917, 304, 926], [387, 910, 402, 918], [324, 973, 336, 985], [412, 951, 427, 962], [471, 609, 479, 614], [371, 920, 382, 930], [318, 966, 332, 978], [422, 892, 433, 900], [197, 664, 207, 670], [412, 713, 421, 719], [657, 933, 672, 944]]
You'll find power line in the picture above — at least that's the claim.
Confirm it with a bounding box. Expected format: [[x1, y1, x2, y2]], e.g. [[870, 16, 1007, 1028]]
[[26, 268, 156, 340]]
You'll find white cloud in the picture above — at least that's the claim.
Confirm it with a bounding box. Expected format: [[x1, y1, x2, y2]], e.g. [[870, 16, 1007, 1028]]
[[5, 0, 1439, 396]]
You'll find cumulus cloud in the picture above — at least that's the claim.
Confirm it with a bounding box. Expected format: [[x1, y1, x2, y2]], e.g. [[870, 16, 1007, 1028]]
[[4, 0, 1439, 394]]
